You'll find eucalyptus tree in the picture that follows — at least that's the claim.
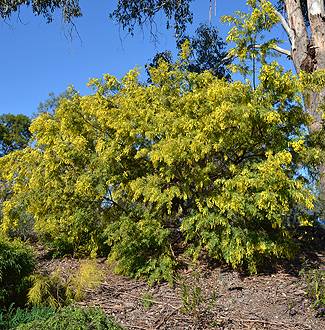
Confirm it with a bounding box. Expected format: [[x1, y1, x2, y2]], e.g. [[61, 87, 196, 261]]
[[0, 114, 31, 157]]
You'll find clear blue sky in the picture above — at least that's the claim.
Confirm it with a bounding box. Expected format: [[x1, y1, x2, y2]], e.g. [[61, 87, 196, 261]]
[[0, 0, 290, 117]]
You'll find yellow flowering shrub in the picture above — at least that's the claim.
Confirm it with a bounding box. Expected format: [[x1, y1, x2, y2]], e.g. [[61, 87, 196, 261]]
[[0, 58, 319, 280]]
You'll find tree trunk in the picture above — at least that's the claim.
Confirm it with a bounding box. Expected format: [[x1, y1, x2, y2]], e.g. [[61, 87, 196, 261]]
[[283, 0, 325, 207]]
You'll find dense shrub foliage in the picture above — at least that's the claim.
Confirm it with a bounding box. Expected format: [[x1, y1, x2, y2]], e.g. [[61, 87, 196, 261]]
[[0, 237, 35, 307], [0, 306, 55, 329], [0, 306, 123, 330], [0, 55, 320, 280]]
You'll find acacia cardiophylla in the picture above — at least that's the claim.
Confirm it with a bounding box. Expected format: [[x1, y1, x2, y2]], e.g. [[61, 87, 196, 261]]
[[0, 53, 320, 280]]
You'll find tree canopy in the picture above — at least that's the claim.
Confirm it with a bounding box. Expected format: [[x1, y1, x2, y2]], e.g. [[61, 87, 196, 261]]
[[0, 0, 81, 23]]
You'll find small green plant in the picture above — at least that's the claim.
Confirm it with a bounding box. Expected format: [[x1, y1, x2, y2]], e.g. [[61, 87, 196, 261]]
[[301, 268, 325, 315], [0, 237, 36, 307], [181, 283, 203, 316], [28, 260, 104, 308], [141, 292, 154, 309], [179, 271, 218, 319]]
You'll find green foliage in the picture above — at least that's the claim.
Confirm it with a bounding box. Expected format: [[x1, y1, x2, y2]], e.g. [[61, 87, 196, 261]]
[[0, 114, 31, 157], [0, 306, 55, 330], [0, 306, 123, 330], [0, 55, 319, 280], [110, 0, 193, 38], [179, 271, 218, 318], [301, 268, 325, 315], [28, 260, 104, 308], [222, 0, 283, 76], [105, 216, 176, 284], [0, 1, 81, 23], [182, 23, 231, 79], [0, 237, 36, 307]]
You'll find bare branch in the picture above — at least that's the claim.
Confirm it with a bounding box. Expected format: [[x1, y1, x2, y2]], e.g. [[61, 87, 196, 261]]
[[254, 44, 292, 57], [273, 7, 295, 46], [222, 43, 291, 64]]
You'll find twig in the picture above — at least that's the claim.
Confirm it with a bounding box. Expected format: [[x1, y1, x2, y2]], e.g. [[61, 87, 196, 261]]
[[122, 324, 151, 330], [254, 44, 291, 57], [217, 316, 291, 328], [155, 308, 179, 329], [120, 292, 180, 310], [101, 282, 147, 293]]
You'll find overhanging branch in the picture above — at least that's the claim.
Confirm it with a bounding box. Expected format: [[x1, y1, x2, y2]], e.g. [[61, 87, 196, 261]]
[[258, 0, 295, 50], [254, 44, 292, 57], [273, 7, 295, 44]]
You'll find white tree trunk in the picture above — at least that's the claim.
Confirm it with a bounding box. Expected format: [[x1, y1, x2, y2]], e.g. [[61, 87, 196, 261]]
[[283, 0, 325, 206]]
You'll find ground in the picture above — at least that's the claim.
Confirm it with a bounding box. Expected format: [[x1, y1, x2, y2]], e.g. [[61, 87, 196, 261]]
[[37, 252, 325, 330]]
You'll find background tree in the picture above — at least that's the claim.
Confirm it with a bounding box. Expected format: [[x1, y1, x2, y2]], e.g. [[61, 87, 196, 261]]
[[0, 114, 31, 157], [146, 24, 231, 82], [37, 86, 78, 116], [181, 23, 231, 79], [0, 114, 31, 236]]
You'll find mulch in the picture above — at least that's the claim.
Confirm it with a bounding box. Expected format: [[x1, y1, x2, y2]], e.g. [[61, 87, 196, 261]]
[[37, 253, 325, 330]]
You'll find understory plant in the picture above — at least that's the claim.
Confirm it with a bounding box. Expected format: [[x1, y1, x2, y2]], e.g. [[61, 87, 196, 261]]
[[0, 237, 35, 307], [0, 306, 123, 330], [179, 271, 218, 318], [301, 267, 325, 316], [0, 47, 322, 280], [27, 260, 104, 308]]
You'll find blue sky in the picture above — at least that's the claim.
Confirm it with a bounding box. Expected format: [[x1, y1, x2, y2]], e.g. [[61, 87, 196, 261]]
[[0, 0, 290, 117]]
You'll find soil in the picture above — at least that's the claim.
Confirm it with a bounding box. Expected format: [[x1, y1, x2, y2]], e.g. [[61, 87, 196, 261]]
[[37, 252, 325, 330]]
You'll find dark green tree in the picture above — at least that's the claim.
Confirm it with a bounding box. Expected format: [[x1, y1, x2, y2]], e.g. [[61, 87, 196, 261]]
[[37, 86, 78, 116], [0, 0, 81, 23], [146, 24, 231, 81], [0, 1, 193, 38], [0, 114, 31, 157], [181, 23, 231, 79]]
